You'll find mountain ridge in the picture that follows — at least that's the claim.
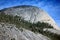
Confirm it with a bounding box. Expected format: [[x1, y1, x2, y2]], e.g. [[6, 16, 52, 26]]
[[0, 5, 59, 30], [0, 5, 60, 40], [0, 5, 40, 12]]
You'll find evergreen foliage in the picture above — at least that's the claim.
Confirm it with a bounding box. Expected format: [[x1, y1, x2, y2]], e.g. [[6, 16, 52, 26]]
[[0, 12, 60, 40]]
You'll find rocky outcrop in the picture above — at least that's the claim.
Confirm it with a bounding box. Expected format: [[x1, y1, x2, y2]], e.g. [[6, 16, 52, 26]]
[[0, 5, 60, 40], [43, 28, 60, 35], [0, 5, 60, 30], [0, 22, 51, 40]]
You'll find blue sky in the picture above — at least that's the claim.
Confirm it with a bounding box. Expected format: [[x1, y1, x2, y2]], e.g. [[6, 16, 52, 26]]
[[0, 0, 60, 27]]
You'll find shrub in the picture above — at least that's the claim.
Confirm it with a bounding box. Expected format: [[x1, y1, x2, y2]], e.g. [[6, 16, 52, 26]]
[[11, 38, 15, 40]]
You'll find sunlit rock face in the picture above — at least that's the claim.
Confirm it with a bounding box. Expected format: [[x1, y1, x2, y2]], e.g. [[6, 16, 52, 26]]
[[1, 5, 60, 30], [43, 28, 60, 35], [0, 23, 50, 40]]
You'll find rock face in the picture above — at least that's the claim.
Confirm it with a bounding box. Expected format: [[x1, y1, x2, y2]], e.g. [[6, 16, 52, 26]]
[[43, 28, 60, 35], [0, 23, 50, 40], [0, 5, 59, 30]]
